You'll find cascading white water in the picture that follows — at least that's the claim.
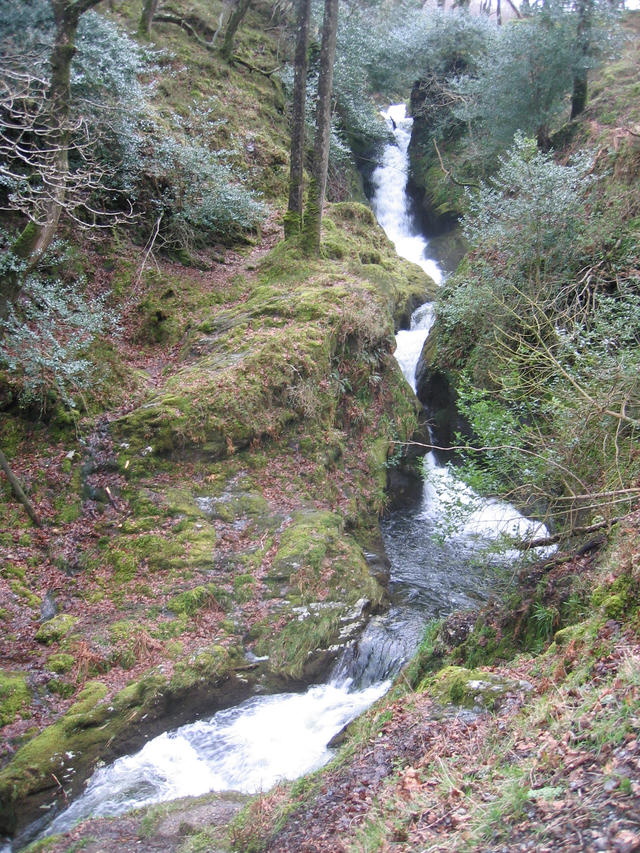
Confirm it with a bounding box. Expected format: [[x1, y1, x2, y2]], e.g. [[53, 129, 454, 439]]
[[43, 681, 388, 836], [371, 105, 443, 285], [21, 103, 549, 849], [374, 105, 547, 547]]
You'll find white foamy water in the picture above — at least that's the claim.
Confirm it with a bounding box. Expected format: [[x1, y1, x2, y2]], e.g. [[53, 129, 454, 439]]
[[395, 302, 434, 392], [419, 453, 548, 551], [45, 680, 388, 835], [371, 104, 443, 285], [371, 105, 548, 552]]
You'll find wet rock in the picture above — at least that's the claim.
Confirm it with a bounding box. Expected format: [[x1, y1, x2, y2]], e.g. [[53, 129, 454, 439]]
[[39, 591, 58, 622], [35, 614, 79, 645]]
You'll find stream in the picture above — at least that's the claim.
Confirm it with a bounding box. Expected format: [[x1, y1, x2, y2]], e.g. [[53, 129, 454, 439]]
[[17, 104, 547, 849]]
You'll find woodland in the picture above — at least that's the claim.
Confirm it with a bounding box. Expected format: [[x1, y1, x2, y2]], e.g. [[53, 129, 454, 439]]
[[0, 0, 639, 850]]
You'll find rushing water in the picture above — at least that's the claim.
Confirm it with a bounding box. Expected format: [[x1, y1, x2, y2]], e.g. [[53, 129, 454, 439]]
[[14, 104, 547, 850]]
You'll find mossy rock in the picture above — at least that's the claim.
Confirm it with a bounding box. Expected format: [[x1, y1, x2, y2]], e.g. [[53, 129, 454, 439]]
[[167, 585, 219, 616], [424, 665, 533, 711], [35, 615, 79, 646], [111, 201, 434, 463], [256, 510, 384, 679], [196, 490, 270, 525], [0, 675, 168, 834], [591, 571, 639, 620], [0, 671, 30, 726], [268, 510, 342, 583], [46, 653, 74, 675], [169, 644, 237, 693]]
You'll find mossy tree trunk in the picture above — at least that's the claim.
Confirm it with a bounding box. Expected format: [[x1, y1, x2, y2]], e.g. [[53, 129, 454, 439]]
[[284, 0, 311, 239], [301, 0, 339, 254], [4, 0, 104, 312], [220, 0, 252, 62], [138, 0, 159, 39], [571, 0, 592, 119], [0, 448, 41, 527]]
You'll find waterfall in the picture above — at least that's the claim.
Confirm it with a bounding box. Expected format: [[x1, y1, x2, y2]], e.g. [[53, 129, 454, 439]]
[[20, 103, 549, 848]]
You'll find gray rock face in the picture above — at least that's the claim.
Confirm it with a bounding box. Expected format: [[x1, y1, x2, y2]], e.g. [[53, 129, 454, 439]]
[[39, 590, 58, 622]]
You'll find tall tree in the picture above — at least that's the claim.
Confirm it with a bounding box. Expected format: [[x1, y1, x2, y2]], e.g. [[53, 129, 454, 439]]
[[301, 0, 339, 254], [284, 0, 311, 238], [138, 0, 159, 39], [570, 0, 593, 118], [11, 0, 104, 267], [221, 0, 253, 61]]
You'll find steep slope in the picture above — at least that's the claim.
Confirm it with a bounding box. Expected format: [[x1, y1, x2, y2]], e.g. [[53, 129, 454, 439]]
[[0, 1, 435, 843]]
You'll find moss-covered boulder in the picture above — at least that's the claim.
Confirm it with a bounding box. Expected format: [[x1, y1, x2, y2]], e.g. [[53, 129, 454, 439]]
[[424, 665, 533, 711], [35, 615, 79, 646], [46, 654, 75, 675], [254, 510, 385, 680]]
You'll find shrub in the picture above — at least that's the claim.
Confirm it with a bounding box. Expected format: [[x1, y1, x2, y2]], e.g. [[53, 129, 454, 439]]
[[0, 244, 116, 414]]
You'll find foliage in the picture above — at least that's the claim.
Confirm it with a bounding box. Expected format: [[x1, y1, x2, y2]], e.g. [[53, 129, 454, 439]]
[[0, 0, 265, 245], [455, 0, 620, 152], [0, 3, 150, 223], [462, 133, 596, 282], [435, 134, 640, 533], [137, 136, 266, 247], [0, 242, 116, 414]]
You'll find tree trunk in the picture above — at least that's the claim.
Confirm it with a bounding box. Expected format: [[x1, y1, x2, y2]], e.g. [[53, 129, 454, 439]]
[[0, 448, 41, 527], [138, 0, 159, 38], [284, 0, 311, 238], [25, 0, 79, 266], [3, 0, 103, 314], [536, 124, 551, 151], [571, 0, 592, 119], [301, 0, 339, 254], [221, 0, 252, 62]]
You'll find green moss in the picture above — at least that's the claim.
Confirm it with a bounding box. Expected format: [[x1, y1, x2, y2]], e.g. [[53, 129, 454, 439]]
[[268, 510, 341, 583], [180, 525, 217, 568], [197, 490, 269, 524], [0, 671, 30, 726], [35, 615, 79, 646], [47, 679, 75, 698], [0, 672, 187, 831], [403, 621, 446, 687], [21, 835, 64, 852], [111, 200, 433, 464], [168, 585, 219, 616], [170, 644, 236, 692], [109, 620, 137, 643], [256, 608, 343, 680], [424, 665, 526, 711], [591, 571, 639, 620], [47, 653, 74, 674]]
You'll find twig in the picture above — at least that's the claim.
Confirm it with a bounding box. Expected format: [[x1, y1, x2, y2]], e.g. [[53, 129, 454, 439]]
[[433, 139, 480, 190], [153, 13, 214, 48], [505, 0, 522, 17], [519, 520, 622, 551], [135, 212, 163, 287], [231, 55, 282, 77]]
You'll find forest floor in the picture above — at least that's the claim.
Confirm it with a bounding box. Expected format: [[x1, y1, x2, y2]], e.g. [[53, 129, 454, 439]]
[[0, 217, 283, 761], [29, 513, 640, 853]]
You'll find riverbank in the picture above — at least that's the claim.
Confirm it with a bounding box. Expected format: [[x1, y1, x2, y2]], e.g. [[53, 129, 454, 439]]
[[0, 201, 435, 843], [23, 509, 640, 853]]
